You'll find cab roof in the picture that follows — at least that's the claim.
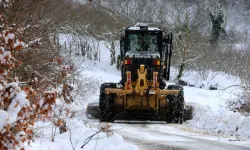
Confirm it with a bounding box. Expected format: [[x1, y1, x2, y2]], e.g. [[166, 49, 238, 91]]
[[127, 26, 162, 31], [126, 23, 162, 31]]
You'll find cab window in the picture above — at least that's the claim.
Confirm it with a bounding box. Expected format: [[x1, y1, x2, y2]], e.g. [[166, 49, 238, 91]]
[[145, 34, 158, 52], [127, 33, 158, 52], [128, 33, 141, 51]]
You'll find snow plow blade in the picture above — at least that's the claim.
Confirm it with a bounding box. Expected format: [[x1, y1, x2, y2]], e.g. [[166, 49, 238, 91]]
[[86, 102, 193, 122]]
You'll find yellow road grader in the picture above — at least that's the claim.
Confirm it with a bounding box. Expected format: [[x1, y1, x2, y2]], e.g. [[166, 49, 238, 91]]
[[87, 24, 192, 123]]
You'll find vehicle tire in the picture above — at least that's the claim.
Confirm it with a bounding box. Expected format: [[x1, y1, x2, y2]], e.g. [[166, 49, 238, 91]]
[[166, 85, 184, 124], [99, 83, 117, 122]]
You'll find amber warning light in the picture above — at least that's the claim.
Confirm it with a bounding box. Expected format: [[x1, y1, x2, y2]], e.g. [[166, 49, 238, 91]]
[[124, 59, 132, 65], [153, 59, 160, 66]]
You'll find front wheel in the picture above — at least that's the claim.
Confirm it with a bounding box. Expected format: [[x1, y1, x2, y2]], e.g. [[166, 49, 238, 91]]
[[99, 83, 117, 122]]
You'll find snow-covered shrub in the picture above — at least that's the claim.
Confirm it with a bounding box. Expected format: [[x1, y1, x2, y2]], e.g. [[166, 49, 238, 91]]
[[238, 89, 250, 114], [2, 0, 75, 96], [226, 85, 250, 115], [0, 14, 57, 150]]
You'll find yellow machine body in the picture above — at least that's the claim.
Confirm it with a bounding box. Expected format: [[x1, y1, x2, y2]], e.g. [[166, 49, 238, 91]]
[[105, 64, 179, 111]]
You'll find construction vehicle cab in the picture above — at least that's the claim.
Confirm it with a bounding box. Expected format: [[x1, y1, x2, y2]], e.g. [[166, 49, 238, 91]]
[[120, 24, 171, 87], [99, 24, 185, 123]]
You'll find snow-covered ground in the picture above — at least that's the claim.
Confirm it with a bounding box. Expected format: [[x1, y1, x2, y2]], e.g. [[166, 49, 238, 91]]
[[174, 70, 250, 139], [26, 36, 250, 150], [26, 119, 138, 150]]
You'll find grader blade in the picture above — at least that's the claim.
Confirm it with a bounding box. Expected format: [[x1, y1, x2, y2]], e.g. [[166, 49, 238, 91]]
[[86, 102, 193, 121], [86, 102, 99, 119]]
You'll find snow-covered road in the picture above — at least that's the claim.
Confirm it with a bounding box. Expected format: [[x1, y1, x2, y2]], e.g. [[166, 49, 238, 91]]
[[88, 120, 250, 150], [115, 123, 249, 150]]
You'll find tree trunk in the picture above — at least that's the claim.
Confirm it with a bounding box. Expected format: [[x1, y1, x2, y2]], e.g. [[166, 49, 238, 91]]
[[177, 62, 185, 80], [177, 10, 189, 80], [110, 41, 116, 65]]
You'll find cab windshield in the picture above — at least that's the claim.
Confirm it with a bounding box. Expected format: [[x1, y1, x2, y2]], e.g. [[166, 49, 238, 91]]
[[128, 33, 158, 52]]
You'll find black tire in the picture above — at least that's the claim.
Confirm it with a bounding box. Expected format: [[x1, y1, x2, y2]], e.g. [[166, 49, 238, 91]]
[[99, 83, 117, 122], [166, 85, 184, 124]]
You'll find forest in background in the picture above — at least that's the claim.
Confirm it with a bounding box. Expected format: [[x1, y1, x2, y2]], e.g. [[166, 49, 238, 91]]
[[63, 0, 250, 84], [2, 0, 249, 84]]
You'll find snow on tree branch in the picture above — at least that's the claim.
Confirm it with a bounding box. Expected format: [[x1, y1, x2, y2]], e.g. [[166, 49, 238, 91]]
[[0, 12, 57, 150]]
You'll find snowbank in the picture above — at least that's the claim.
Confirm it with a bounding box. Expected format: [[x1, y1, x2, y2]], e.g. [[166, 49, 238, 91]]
[[95, 133, 138, 150], [186, 105, 250, 138], [170, 67, 241, 90], [26, 119, 138, 150], [182, 72, 250, 139]]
